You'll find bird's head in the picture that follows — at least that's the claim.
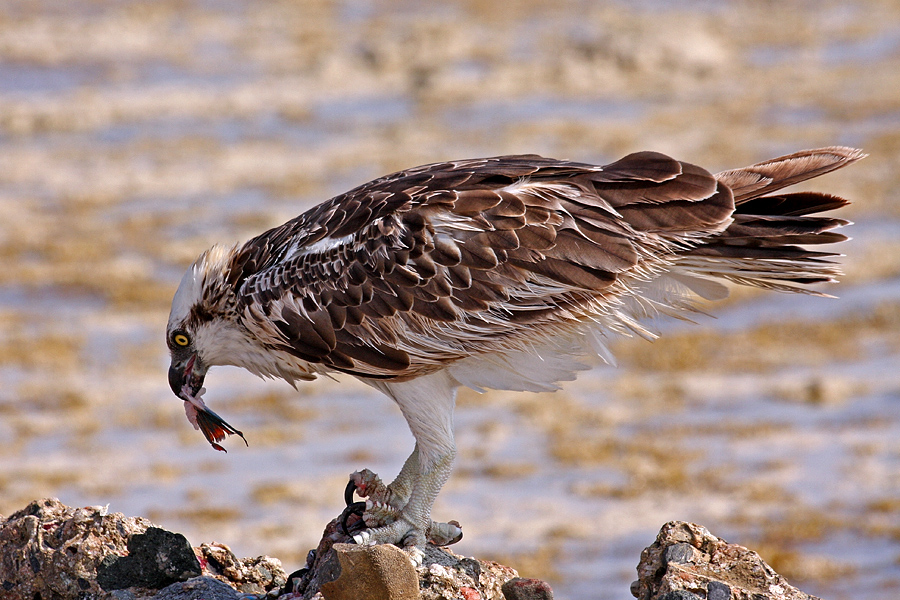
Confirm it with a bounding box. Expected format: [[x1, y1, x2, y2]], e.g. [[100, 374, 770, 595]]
[[166, 245, 244, 401]]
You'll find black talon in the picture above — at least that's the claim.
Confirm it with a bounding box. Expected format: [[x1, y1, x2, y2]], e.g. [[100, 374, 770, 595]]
[[399, 529, 419, 548], [340, 501, 366, 536], [345, 478, 357, 506], [281, 567, 308, 595], [280, 549, 317, 595]]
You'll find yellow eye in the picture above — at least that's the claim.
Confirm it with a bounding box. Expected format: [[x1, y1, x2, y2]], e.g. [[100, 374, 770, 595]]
[[173, 333, 190, 347]]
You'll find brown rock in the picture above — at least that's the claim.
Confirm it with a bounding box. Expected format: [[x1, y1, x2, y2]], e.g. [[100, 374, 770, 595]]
[[633, 521, 822, 600], [0, 500, 831, 600], [319, 543, 419, 600], [196, 542, 287, 594], [501, 577, 554, 600], [418, 545, 519, 600]]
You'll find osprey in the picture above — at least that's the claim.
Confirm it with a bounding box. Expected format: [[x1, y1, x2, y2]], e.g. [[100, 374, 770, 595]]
[[167, 147, 863, 560]]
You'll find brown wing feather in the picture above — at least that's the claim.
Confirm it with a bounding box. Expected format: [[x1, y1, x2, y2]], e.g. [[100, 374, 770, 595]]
[[229, 148, 859, 379]]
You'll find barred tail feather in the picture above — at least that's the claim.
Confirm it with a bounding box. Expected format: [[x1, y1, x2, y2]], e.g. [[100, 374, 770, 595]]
[[715, 146, 866, 204], [677, 147, 865, 295]]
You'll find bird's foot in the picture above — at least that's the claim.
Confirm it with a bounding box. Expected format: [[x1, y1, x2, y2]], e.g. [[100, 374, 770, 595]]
[[345, 469, 462, 551], [351, 517, 463, 559], [346, 469, 406, 527], [349, 509, 462, 548], [346, 468, 387, 502], [352, 517, 426, 565]]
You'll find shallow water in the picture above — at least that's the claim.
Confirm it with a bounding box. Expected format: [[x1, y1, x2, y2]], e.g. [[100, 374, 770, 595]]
[[1, 1, 899, 599]]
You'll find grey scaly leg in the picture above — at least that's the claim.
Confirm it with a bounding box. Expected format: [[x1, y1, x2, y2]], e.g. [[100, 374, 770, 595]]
[[353, 371, 463, 561]]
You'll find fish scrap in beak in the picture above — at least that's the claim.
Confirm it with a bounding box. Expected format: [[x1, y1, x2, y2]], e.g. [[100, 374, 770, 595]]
[[169, 354, 247, 452]]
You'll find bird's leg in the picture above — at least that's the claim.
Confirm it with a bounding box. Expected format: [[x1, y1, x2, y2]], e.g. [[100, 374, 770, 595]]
[[388, 451, 463, 546], [383, 444, 419, 508], [351, 372, 463, 560]]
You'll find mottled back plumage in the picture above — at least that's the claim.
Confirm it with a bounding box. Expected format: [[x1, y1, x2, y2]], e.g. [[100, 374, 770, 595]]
[[193, 147, 860, 384]]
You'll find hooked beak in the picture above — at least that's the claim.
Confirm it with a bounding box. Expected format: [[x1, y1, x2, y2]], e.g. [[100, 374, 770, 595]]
[[168, 353, 247, 452], [168, 353, 206, 399]]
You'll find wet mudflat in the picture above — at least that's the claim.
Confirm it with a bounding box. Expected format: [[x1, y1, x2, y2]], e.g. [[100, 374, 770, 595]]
[[0, 1, 898, 599]]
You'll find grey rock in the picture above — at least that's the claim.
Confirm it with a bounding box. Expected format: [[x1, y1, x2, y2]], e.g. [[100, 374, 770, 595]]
[[152, 576, 241, 600], [459, 557, 482, 582], [663, 543, 694, 566], [659, 592, 701, 600], [97, 527, 201, 590], [707, 581, 731, 600]]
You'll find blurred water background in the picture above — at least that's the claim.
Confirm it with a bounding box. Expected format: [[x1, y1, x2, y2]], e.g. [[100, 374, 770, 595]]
[[0, 1, 899, 598]]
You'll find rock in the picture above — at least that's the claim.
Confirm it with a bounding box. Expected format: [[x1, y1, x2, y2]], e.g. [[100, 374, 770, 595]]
[[658, 592, 701, 600], [0, 498, 286, 600], [501, 577, 554, 600], [0, 497, 152, 599], [196, 542, 287, 594], [152, 576, 241, 600], [318, 543, 419, 600], [418, 544, 519, 600], [286, 511, 521, 600], [633, 521, 823, 600], [707, 581, 732, 600], [97, 527, 201, 590]]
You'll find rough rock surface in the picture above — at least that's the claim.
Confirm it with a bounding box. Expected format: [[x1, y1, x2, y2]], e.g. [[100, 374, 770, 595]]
[[96, 527, 201, 590], [195, 542, 287, 594], [317, 543, 419, 600], [281, 510, 519, 600], [633, 521, 822, 600], [419, 545, 518, 600], [1, 500, 827, 600], [0, 498, 286, 600], [0, 498, 153, 598], [152, 576, 242, 600]]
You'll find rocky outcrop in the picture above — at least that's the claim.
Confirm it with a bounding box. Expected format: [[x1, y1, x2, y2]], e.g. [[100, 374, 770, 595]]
[[280, 502, 517, 600], [632, 521, 822, 600], [0, 498, 155, 598], [0, 499, 285, 599], [0, 499, 825, 600]]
